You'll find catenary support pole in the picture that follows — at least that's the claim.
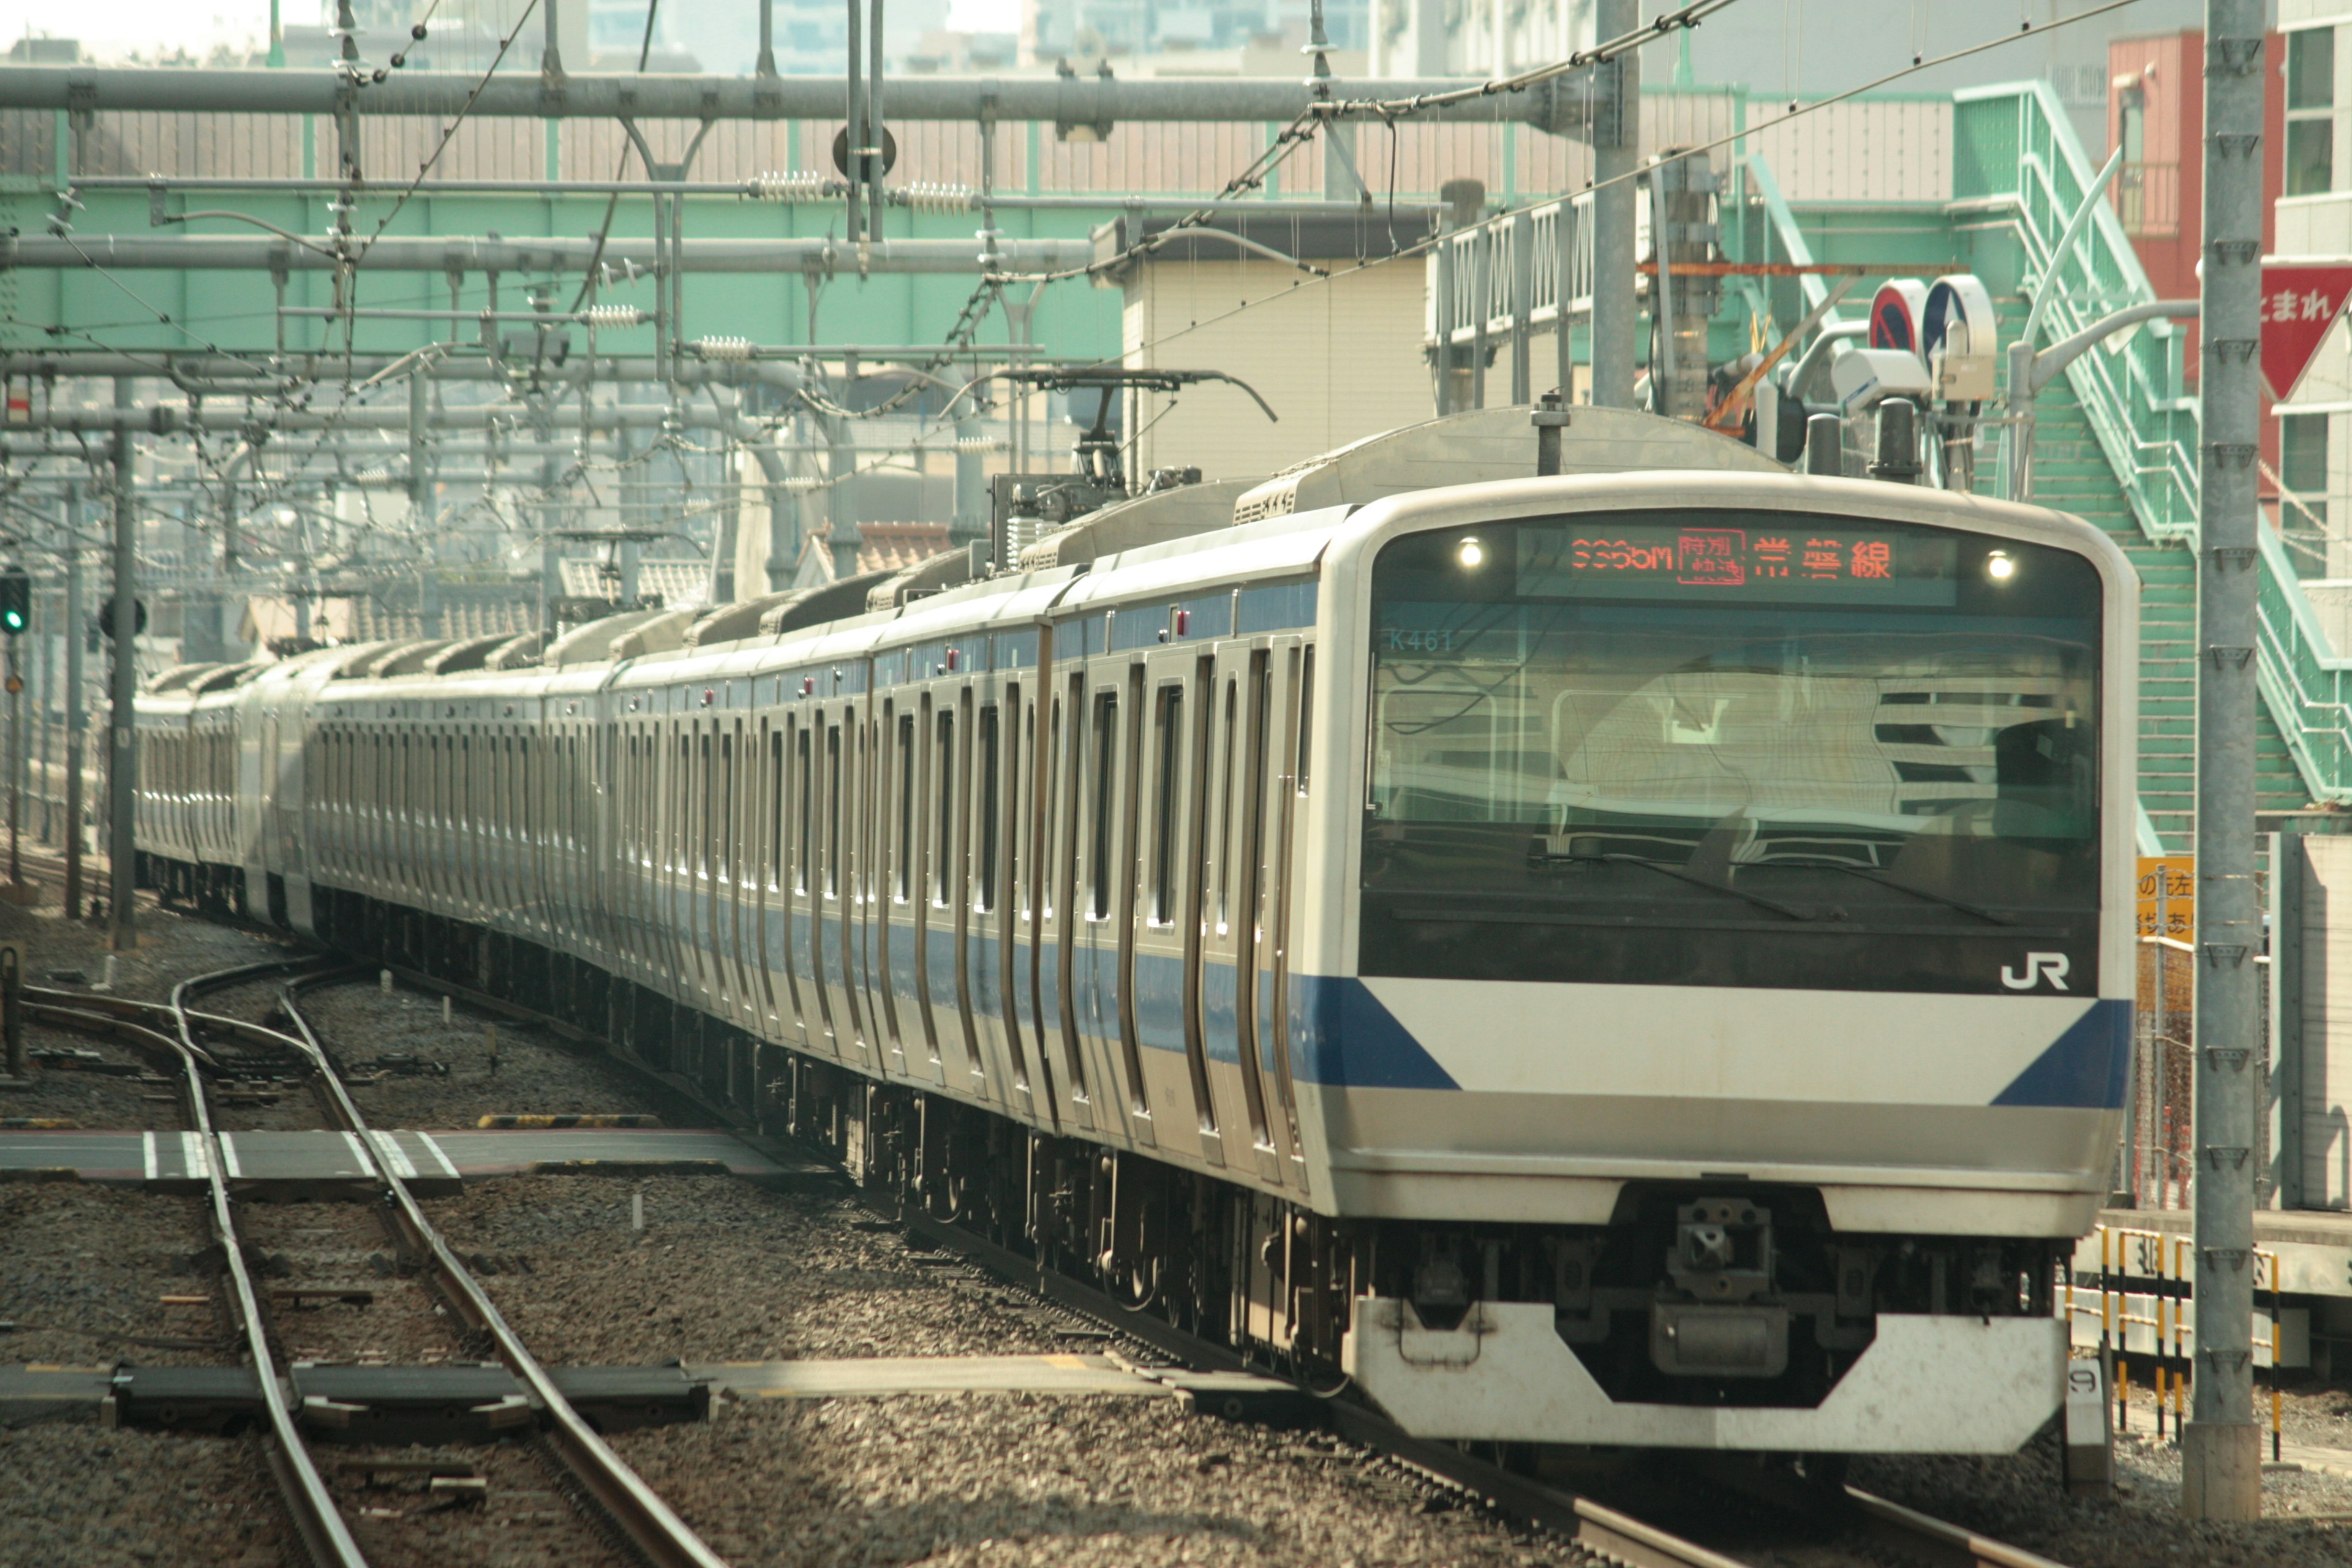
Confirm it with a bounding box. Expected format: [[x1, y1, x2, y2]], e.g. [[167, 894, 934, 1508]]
[[107, 379, 136, 951], [62, 486, 82, 920], [1588, 0, 1639, 408], [2184, 0, 2264, 1523]]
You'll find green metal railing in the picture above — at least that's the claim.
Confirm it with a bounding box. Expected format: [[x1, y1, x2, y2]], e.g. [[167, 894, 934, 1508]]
[[1953, 81, 2352, 802]]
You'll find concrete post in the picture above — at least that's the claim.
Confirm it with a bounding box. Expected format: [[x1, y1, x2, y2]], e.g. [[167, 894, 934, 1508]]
[[1588, 0, 1639, 409], [62, 487, 83, 920], [2184, 0, 2266, 1521], [107, 379, 137, 951]]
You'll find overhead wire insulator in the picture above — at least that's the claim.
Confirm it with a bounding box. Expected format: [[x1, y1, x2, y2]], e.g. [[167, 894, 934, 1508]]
[[902, 183, 978, 214], [694, 336, 754, 361], [745, 171, 829, 203], [580, 304, 647, 330], [782, 475, 827, 493], [953, 437, 1003, 454]]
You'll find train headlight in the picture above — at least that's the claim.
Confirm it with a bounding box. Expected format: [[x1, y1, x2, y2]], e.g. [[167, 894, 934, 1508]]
[[1458, 537, 1485, 569], [1985, 549, 2016, 581]]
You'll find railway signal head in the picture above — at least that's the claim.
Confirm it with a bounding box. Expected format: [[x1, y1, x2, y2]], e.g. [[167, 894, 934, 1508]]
[[0, 567, 28, 635]]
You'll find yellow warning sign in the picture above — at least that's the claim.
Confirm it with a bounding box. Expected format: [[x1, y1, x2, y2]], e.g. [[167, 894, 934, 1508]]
[[2136, 855, 2194, 941]]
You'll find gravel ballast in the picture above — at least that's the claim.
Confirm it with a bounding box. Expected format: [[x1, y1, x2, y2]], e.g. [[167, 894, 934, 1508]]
[[0, 1425, 285, 1567], [0, 1182, 225, 1367]]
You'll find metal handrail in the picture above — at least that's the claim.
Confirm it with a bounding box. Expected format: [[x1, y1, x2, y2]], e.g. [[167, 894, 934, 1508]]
[[1956, 80, 2352, 802]]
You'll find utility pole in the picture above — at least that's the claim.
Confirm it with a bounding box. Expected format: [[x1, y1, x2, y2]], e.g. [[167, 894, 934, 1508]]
[[2184, 0, 2264, 1523], [62, 486, 83, 921], [108, 378, 137, 952], [1589, 0, 1640, 408]]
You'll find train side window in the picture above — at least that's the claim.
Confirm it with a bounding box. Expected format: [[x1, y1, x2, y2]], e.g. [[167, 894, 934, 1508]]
[[977, 703, 1000, 913], [1148, 685, 1183, 925], [1088, 691, 1117, 920]]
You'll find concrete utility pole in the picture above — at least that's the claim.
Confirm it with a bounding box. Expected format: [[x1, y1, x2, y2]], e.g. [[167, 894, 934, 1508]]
[[107, 379, 137, 952], [62, 486, 83, 921], [2184, 0, 2264, 1522], [1589, 0, 1640, 408]]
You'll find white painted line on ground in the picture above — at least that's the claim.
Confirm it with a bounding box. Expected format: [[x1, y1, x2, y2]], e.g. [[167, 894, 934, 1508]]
[[342, 1130, 379, 1179], [368, 1130, 417, 1180], [216, 1134, 241, 1179], [181, 1131, 209, 1182], [143, 1131, 158, 1183], [412, 1131, 460, 1180]]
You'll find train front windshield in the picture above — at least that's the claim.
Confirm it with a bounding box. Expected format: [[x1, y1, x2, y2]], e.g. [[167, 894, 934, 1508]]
[[1362, 513, 2103, 995]]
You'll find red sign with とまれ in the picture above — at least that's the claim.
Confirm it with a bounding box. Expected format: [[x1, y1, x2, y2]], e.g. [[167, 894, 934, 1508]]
[[2260, 263, 2352, 400]]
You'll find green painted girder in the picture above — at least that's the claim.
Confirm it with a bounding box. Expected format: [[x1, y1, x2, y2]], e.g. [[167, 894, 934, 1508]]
[[0, 183, 1127, 360]]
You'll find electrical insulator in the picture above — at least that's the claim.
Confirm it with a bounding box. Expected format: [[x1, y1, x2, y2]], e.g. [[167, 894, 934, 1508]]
[[901, 183, 976, 214], [580, 304, 646, 330], [745, 171, 827, 203], [693, 336, 753, 360]]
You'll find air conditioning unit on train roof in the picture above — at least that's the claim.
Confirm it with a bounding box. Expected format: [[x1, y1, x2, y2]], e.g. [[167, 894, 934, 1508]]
[[1229, 404, 1782, 525], [1014, 477, 1259, 571]]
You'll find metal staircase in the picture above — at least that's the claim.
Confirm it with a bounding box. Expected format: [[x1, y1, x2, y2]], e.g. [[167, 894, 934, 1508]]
[[1751, 80, 2326, 849]]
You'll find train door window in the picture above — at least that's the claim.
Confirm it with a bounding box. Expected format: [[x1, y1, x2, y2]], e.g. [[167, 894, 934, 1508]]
[[976, 704, 1000, 912], [795, 724, 813, 894], [1295, 647, 1315, 796], [1088, 691, 1117, 919], [1148, 685, 1183, 925], [1046, 693, 1066, 924], [933, 708, 956, 906], [825, 723, 842, 899], [1017, 696, 1035, 919], [720, 730, 736, 884], [769, 729, 786, 890], [895, 714, 915, 900], [1234, 652, 1275, 1150], [1216, 676, 1238, 935]]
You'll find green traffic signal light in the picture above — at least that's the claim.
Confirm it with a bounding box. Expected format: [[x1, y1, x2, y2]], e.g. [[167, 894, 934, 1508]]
[[0, 570, 26, 637]]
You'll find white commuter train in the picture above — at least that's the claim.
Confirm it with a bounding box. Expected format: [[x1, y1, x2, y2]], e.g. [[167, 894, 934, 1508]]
[[137, 405, 2135, 1455]]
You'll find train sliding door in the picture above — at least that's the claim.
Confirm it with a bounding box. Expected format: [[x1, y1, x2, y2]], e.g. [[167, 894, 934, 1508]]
[[1199, 642, 1284, 1185]]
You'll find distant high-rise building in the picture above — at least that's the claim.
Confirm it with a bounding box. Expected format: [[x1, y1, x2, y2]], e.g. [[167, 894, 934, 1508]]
[[1023, 0, 1365, 67]]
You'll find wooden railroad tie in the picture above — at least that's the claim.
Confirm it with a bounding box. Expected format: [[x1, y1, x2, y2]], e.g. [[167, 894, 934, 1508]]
[[476, 1113, 663, 1129]]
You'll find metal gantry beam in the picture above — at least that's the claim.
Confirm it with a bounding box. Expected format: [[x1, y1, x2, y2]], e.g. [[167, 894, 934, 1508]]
[[0, 234, 1093, 276], [0, 66, 1597, 132]]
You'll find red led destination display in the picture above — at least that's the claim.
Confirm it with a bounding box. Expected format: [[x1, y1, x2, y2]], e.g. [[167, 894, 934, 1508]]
[[1517, 522, 1958, 605]]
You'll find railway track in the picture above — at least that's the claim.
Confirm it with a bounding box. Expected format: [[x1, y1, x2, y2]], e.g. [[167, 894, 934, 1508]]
[[23, 940, 2081, 1568], [361, 963, 2080, 1568], [26, 960, 728, 1568]]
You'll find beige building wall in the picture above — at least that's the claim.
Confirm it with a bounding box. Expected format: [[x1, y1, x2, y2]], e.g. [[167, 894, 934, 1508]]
[[1122, 257, 1435, 483]]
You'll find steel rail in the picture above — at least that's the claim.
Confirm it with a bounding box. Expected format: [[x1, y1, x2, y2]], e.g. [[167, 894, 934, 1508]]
[[160, 957, 373, 1568], [275, 972, 731, 1568]]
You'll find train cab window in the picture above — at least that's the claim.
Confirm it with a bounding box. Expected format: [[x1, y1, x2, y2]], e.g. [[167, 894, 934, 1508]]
[[1088, 692, 1117, 921], [1361, 514, 2104, 996], [1148, 685, 1182, 926], [977, 704, 1000, 912]]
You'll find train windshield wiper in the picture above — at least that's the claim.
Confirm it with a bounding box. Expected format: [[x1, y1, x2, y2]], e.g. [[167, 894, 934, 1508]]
[[1562, 851, 1825, 923], [1755, 857, 2013, 927]]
